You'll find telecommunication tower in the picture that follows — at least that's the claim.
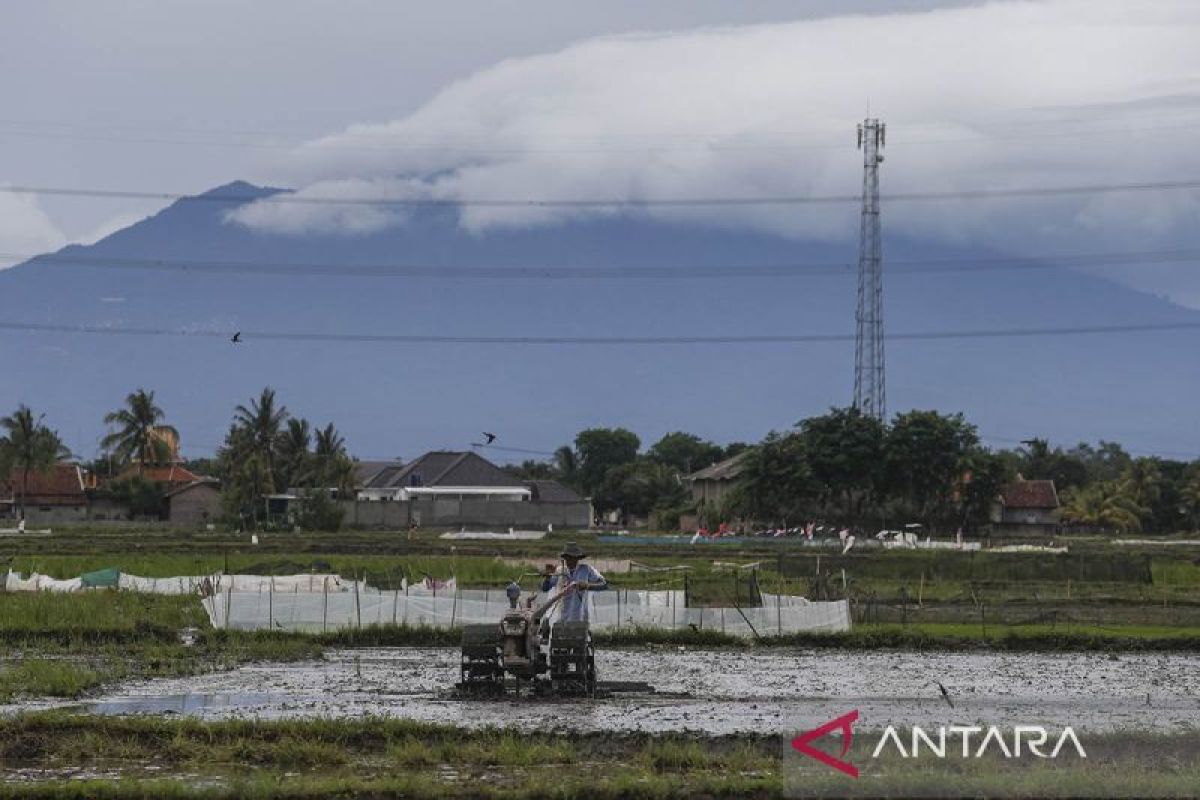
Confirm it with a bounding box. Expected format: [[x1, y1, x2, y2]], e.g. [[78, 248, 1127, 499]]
[[853, 118, 886, 421]]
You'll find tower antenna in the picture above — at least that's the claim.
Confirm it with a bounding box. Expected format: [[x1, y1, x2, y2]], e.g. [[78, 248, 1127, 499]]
[[853, 119, 886, 421]]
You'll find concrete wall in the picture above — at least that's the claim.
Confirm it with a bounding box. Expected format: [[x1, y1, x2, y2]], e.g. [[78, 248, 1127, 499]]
[[169, 485, 221, 528], [341, 498, 591, 530]]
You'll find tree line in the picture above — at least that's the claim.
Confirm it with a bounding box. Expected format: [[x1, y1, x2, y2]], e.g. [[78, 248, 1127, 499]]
[[511, 408, 1200, 534], [0, 388, 355, 530], [4, 395, 1200, 534]]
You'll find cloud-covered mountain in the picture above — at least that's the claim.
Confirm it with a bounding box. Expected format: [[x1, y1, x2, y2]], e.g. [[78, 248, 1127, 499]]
[[0, 180, 1197, 462], [232, 0, 1200, 308]]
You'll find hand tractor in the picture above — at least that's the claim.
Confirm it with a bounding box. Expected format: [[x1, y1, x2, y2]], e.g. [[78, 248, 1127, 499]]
[[458, 578, 596, 696]]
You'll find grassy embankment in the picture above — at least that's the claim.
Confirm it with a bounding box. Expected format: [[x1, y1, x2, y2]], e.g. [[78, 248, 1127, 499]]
[[0, 592, 318, 702], [0, 713, 1194, 798]]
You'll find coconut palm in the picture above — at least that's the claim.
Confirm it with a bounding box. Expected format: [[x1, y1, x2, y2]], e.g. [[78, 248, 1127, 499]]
[[313, 423, 355, 496], [0, 405, 72, 520], [231, 387, 289, 488], [1119, 458, 1162, 510], [276, 418, 312, 490], [1061, 481, 1146, 533], [101, 389, 177, 473]]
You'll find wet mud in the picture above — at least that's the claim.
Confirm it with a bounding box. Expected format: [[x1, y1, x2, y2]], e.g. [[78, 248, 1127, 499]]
[[9, 648, 1200, 734]]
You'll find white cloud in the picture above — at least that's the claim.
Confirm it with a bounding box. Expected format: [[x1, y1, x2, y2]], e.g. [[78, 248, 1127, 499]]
[[230, 0, 1200, 297], [0, 191, 67, 269]]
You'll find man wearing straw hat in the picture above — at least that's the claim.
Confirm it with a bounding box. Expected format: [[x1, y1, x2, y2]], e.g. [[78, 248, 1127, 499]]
[[541, 541, 607, 623]]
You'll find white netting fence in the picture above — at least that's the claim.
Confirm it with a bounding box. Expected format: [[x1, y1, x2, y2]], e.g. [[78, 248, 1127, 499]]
[[203, 585, 851, 636]]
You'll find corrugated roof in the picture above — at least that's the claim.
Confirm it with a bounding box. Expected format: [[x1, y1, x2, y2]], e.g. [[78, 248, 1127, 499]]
[[1002, 479, 1059, 509]]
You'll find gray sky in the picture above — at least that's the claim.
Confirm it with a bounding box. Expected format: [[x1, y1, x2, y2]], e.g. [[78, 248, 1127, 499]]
[[3, 0, 1200, 305]]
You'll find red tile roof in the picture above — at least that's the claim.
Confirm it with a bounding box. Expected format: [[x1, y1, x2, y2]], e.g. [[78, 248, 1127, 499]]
[[0, 464, 87, 506], [1002, 479, 1059, 509], [118, 464, 201, 485]]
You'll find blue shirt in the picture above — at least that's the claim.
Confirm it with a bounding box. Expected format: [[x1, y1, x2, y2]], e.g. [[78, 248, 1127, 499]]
[[541, 563, 607, 622]]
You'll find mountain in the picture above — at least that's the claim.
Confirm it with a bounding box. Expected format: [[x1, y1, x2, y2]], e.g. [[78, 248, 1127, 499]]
[[1, 181, 1197, 461]]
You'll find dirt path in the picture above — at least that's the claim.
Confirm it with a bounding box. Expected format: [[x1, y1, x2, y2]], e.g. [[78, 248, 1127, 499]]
[[12, 648, 1199, 735]]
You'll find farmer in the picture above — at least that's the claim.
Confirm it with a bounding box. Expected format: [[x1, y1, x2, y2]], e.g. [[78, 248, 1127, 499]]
[[541, 541, 607, 622]]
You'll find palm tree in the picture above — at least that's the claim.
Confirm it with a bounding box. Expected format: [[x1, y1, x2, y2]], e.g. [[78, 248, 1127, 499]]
[[1061, 481, 1145, 533], [0, 405, 72, 520], [101, 389, 177, 473], [232, 387, 289, 488], [1180, 468, 1200, 532], [276, 418, 312, 490], [313, 423, 355, 496], [1119, 458, 1162, 511]]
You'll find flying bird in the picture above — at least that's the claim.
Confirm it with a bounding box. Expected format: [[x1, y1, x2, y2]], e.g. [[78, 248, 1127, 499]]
[[231, 332, 242, 343], [483, 432, 497, 444], [935, 681, 954, 709]]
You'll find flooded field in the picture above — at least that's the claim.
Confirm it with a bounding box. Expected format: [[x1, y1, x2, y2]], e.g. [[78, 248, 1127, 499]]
[[9, 647, 1195, 735]]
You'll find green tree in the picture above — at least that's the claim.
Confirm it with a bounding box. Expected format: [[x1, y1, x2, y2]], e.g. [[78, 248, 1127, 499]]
[[885, 410, 979, 525], [231, 387, 289, 487], [574, 428, 640, 496], [798, 407, 886, 523], [276, 418, 312, 490], [100, 389, 177, 473], [553, 446, 579, 488], [593, 458, 685, 520], [1060, 481, 1146, 533], [312, 422, 356, 498], [1180, 465, 1200, 531], [647, 431, 723, 475], [100, 390, 175, 471], [1020, 438, 1088, 491], [728, 432, 812, 525], [960, 449, 1012, 530], [0, 405, 72, 520]]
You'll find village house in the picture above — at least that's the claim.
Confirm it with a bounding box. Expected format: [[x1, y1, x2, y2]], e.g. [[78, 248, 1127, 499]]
[[992, 478, 1060, 535], [164, 479, 221, 528], [0, 463, 95, 523], [347, 450, 590, 529]]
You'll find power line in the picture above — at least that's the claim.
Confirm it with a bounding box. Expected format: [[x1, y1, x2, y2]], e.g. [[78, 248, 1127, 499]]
[[471, 443, 557, 457], [10, 247, 1200, 280], [4, 177, 1200, 208], [2, 319, 1199, 345], [3, 118, 1200, 154]]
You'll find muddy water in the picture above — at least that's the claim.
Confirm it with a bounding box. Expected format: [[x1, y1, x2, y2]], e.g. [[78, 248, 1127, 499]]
[[20, 648, 1200, 734]]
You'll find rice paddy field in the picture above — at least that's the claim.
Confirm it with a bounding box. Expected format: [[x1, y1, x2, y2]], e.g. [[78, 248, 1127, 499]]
[[1, 526, 1197, 797]]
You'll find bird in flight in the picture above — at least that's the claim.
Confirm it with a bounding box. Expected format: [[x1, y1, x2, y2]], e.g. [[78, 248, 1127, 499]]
[[231, 332, 242, 344], [935, 681, 954, 709], [483, 432, 497, 444]]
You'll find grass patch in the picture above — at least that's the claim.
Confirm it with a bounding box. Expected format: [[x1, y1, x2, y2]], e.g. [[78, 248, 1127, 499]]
[[0, 659, 109, 701]]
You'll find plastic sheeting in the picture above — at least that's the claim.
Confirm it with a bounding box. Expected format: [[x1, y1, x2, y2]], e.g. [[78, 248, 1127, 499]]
[[117, 573, 358, 595], [4, 570, 83, 592], [204, 586, 851, 637]]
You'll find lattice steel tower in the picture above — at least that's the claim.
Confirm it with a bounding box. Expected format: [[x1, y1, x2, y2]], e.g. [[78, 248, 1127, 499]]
[[853, 118, 886, 421]]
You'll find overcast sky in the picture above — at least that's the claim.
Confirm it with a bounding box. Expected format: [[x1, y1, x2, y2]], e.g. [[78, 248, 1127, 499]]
[[3, 0, 1200, 304]]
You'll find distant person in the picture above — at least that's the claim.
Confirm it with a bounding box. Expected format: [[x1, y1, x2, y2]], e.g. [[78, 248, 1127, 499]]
[[541, 542, 607, 623]]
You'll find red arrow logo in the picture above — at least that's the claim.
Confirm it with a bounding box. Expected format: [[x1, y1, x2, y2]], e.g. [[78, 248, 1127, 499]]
[[791, 710, 860, 778]]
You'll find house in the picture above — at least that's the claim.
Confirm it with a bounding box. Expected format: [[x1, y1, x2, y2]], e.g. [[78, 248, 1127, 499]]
[[993, 478, 1060, 534], [345, 451, 590, 529], [353, 460, 405, 491], [685, 453, 747, 506], [165, 479, 221, 528], [0, 463, 93, 522], [357, 451, 530, 502], [118, 463, 203, 489]]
